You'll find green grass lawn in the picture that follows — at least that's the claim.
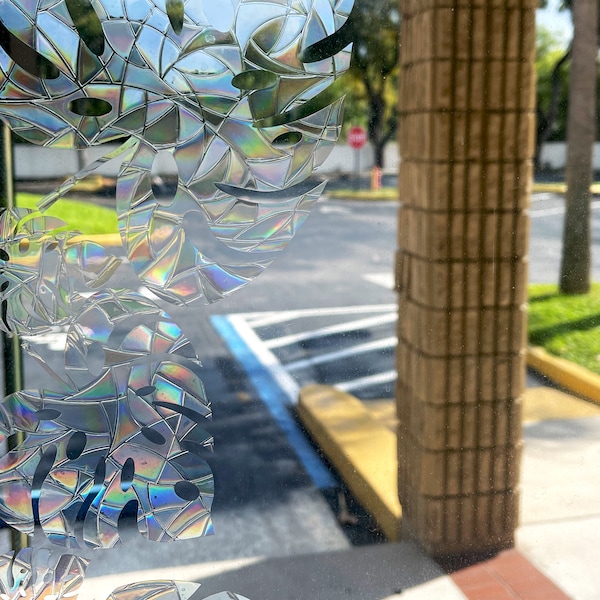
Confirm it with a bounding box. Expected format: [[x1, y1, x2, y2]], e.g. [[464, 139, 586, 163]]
[[10, 194, 600, 376], [16, 193, 118, 235], [528, 283, 600, 376]]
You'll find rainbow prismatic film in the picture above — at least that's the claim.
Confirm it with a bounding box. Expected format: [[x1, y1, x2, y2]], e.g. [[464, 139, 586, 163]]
[[0, 0, 355, 595]]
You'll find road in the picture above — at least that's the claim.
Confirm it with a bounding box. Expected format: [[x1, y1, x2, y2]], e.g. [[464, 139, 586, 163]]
[[0, 190, 595, 597], [529, 192, 600, 282], [14, 190, 597, 480], [207, 191, 600, 405]]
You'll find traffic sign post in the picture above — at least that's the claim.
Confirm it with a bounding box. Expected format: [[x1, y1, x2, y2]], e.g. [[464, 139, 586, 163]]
[[348, 126, 367, 150], [347, 126, 367, 190]]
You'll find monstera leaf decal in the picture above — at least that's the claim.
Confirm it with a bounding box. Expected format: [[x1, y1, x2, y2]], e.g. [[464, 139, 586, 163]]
[[0, 208, 121, 336], [0, 211, 214, 551], [0, 552, 251, 600], [0, 289, 213, 548], [107, 582, 251, 600], [0, 0, 356, 595], [0, 549, 88, 600], [0, 0, 355, 304]]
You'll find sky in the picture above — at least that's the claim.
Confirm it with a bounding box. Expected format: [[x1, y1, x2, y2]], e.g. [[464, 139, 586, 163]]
[[536, 0, 573, 46]]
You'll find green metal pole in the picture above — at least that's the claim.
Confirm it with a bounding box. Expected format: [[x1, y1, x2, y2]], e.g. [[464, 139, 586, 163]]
[[0, 123, 28, 552]]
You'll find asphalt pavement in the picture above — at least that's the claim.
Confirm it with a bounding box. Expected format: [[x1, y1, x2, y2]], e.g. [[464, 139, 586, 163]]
[[1, 187, 599, 599]]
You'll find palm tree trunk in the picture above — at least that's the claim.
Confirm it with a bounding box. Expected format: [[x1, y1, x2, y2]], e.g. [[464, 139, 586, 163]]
[[559, 0, 598, 294]]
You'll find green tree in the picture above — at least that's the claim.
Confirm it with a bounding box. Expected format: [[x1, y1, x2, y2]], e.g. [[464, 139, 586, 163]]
[[344, 0, 399, 168], [535, 26, 570, 169]]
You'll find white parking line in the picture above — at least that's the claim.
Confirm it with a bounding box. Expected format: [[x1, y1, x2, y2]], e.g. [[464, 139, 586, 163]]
[[530, 206, 565, 217], [286, 336, 397, 372], [212, 313, 336, 488], [363, 273, 395, 290], [212, 303, 399, 487], [337, 370, 398, 393], [21, 330, 68, 352], [263, 312, 397, 350], [530, 198, 600, 218], [242, 304, 397, 329], [318, 205, 351, 214], [226, 314, 300, 403]]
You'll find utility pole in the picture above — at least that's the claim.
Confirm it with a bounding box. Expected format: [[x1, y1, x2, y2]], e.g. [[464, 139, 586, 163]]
[[0, 122, 28, 552]]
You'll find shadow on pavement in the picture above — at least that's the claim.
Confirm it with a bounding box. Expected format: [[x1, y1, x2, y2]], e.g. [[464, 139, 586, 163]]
[[190, 541, 442, 600]]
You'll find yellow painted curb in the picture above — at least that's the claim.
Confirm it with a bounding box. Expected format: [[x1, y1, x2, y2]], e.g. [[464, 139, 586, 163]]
[[298, 356, 600, 543], [66, 233, 122, 246], [526, 346, 600, 406], [517, 182, 600, 194], [327, 189, 398, 201], [522, 387, 600, 422], [531, 183, 567, 194], [297, 384, 401, 541], [326, 182, 599, 200]]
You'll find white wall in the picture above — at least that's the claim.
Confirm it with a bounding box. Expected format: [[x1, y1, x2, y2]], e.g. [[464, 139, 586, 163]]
[[539, 142, 600, 171], [14, 142, 402, 180], [23, 141, 600, 181], [316, 143, 401, 173], [15, 145, 81, 179]]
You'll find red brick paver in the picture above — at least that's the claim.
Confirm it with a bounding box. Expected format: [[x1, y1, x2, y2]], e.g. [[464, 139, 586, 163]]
[[451, 549, 571, 600]]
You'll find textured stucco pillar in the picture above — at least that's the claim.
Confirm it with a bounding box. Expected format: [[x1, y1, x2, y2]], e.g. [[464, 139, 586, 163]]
[[396, 0, 537, 559]]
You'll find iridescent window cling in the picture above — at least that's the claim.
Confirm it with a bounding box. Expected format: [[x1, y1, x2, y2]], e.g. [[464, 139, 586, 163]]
[[0, 208, 121, 335], [0, 549, 88, 600], [0, 552, 249, 600], [107, 582, 251, 600], [0, 0, 354, 304], [0, 289, 213, 549], [0, 0, 355, 594]]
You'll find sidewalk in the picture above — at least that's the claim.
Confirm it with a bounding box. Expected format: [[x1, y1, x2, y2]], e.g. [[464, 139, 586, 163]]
[[298, 371, 600, 600], [64, 371, 600, 600]]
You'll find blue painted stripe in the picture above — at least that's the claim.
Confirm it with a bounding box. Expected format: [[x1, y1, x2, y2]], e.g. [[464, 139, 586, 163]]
[[211, 314, 337, 489]]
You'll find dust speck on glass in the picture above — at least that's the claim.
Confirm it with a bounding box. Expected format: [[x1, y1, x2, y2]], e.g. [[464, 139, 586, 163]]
[[0, 0, 354, 596]]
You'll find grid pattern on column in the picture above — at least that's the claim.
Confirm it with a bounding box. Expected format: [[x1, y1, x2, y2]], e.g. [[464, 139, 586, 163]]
[[397, 0, 536, 557]]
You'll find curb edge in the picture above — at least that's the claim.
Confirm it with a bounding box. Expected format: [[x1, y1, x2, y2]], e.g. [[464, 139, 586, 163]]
[[526, 346, 600, 405]]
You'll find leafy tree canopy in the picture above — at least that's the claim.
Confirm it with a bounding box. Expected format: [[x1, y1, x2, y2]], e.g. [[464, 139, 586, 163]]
[[536, 25, 570, 149], [342, 0, 400, 167]]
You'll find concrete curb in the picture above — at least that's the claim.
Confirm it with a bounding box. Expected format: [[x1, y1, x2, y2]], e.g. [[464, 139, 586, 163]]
[[526, 346, 600, 405], [297, 350, 600, 543], [297, 384, 402, 541], [326, 190, 399, 201], [67, 233, 122, 246], [325, 181, 600, 201]]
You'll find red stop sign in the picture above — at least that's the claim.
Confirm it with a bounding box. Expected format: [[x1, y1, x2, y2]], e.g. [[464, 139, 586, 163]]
[[348, 126, 367, 149]]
